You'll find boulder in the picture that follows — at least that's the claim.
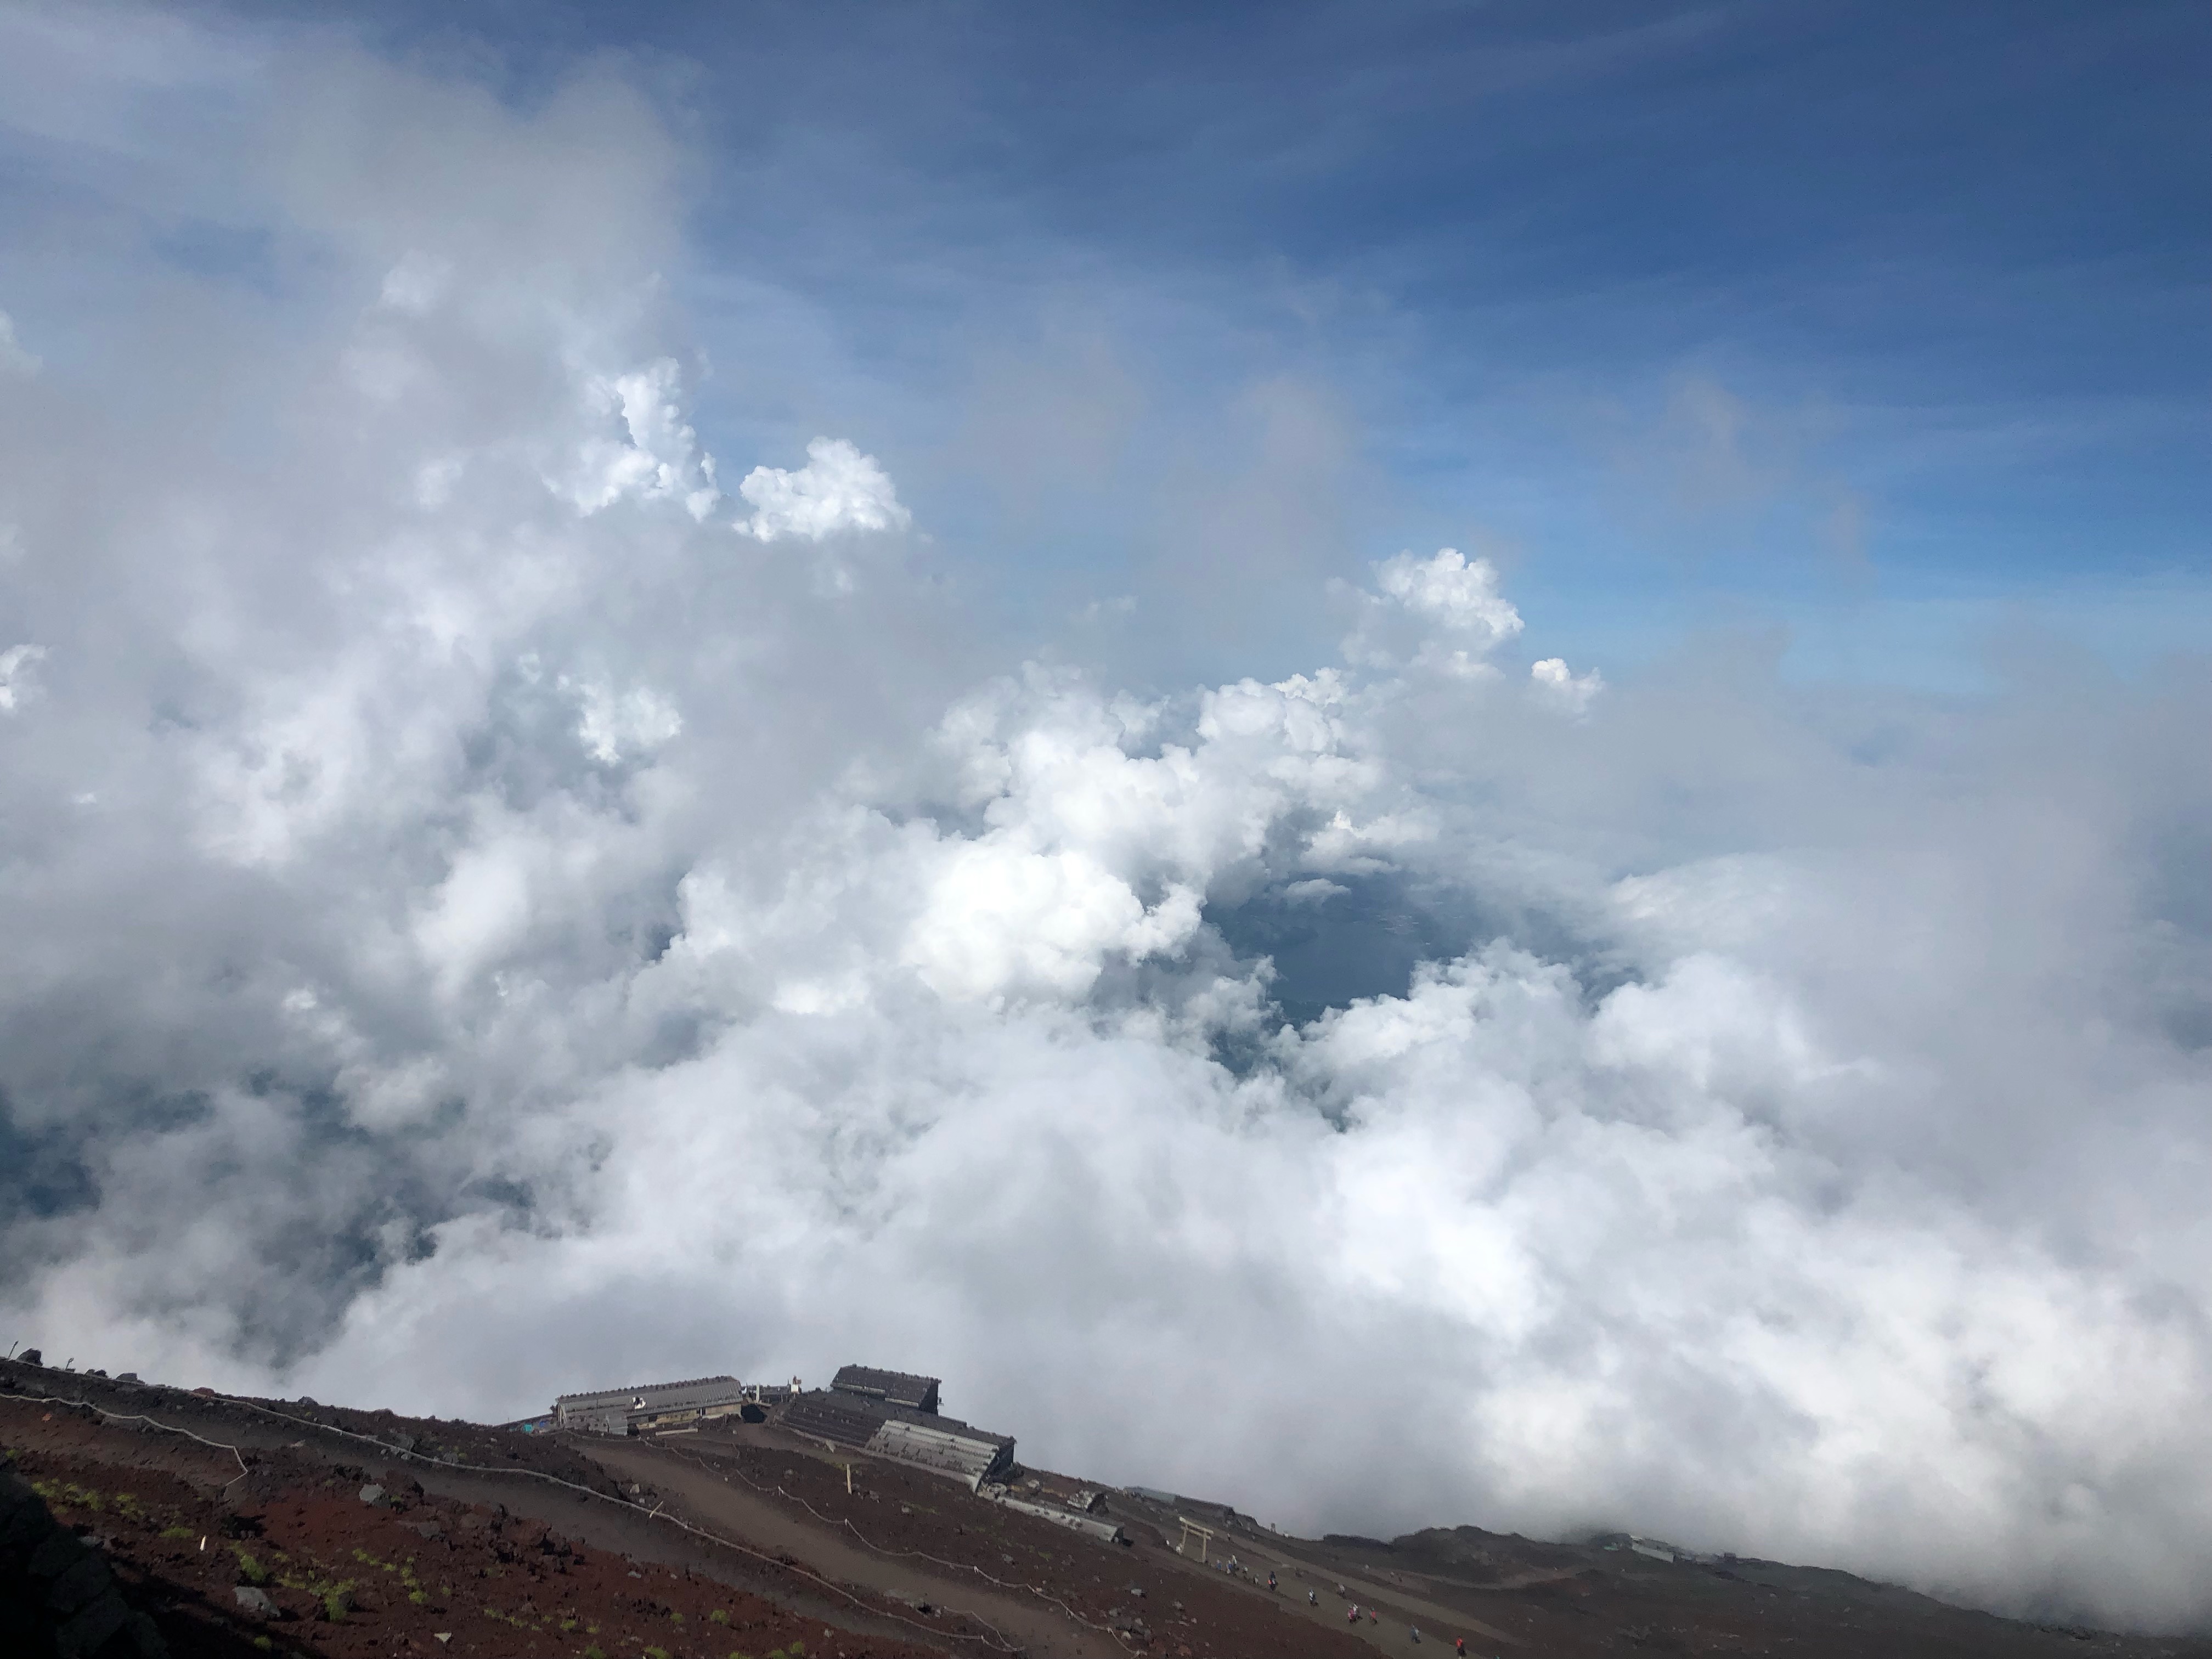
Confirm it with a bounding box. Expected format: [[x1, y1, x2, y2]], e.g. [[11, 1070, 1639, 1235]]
[[45, 1551, 114, 1618], [232, 1585, 277, 1617], [57, 1585, 136, 1655], [0, 1470, 168, 1655]]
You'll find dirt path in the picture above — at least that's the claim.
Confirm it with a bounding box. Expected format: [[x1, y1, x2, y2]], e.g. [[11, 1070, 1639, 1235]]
[[1, 1383, 958, 1652], [584, 1437, 1124, 1659], [1139, 1526, 1531, 1654]]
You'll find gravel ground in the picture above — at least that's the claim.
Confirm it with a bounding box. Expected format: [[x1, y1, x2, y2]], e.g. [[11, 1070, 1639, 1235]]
[[8, 1361, 2209, 1659]]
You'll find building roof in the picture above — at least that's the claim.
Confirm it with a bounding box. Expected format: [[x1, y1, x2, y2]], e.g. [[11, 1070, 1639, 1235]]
[[782, 1390, 1010, 1451], [831, 1365, 941, 1413], [782, 1390, 893, 1449], [870, 1417, 1012, 1487], [554, 1374, 745, 1413], [779, 1389, 1013, 1490]]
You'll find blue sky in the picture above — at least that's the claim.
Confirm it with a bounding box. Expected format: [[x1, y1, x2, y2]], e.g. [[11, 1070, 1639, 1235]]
[[278, 0, 2207, 687], [9, 0, 2204, 686]]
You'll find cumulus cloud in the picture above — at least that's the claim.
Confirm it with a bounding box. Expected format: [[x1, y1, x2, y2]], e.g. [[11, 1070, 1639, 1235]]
[[560, 359, 721, 522], [0, 642, 46, 712], [1530, 654, 1605, 714], [567, 676, 684, 766], [1, 14, 2209, 1641], [736, 436, 911, 543], [1344, 546, 1525, 678]]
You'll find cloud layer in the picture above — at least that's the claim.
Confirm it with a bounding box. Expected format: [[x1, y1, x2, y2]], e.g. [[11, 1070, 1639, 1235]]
[[1, 15, 2208, 1635]]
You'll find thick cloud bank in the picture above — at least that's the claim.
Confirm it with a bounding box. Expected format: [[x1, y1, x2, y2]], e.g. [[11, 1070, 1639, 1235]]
[[2, 16, 2209, 1635]]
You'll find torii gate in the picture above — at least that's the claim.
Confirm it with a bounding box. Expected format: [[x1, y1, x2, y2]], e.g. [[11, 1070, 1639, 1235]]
[[1177, 1517, 1215, 1562]]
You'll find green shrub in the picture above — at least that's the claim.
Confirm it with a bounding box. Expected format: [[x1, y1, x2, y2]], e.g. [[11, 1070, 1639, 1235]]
[[234, 1553, 268, 1586], [709, 1609, 730, 1624]]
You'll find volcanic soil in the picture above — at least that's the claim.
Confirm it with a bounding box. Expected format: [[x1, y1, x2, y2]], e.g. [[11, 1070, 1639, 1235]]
[[7, 1358, 2210, 1659]]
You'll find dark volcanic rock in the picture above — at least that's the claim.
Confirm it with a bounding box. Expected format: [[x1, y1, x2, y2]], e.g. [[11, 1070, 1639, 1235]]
[[0, 1468, 166, 1657]]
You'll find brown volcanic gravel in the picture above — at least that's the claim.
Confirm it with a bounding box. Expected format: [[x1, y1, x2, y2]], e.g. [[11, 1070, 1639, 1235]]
[[2, 1397, 935, 1659], [12, 1364, 2212, 1659], [596, 1427, 1375, 1659]]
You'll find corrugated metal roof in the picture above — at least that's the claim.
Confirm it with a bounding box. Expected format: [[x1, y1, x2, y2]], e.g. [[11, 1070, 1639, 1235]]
[[554, 1374, 745, 1413], [779, 1389, 1014, 1488], [830, 1365, 941, 1412], [866, 1418, 1013, 1488], [781, 1390, 889, 1449]]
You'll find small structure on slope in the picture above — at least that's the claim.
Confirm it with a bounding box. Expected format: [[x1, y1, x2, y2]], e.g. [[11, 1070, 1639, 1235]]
[[983, 1486, 1127, 1545], [779, 1367, 1013, 1491], [553, 1374, 755, 1435], [830, 1364, 941, 1414]]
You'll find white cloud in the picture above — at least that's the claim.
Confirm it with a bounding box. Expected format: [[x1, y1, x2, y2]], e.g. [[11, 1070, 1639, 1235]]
[[904, 841, 1200, 1001], [1344, 548, 1525, 678], [560, 358, 722, 521], [0, 642, 47, 711], [569, 678, 684, 765], [1378, 545, 1523, 638], [1531, 655, 1605, 714], [735, 436, 911, 542], [1, 18, 2208, 1639]]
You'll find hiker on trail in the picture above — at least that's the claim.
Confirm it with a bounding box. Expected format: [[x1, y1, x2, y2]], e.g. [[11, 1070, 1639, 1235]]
[[1410, 1627, 1420, 1644], [1349, 1606, 1362, 1624], [1268, 1572, 1277, 1591], [1454, 1640, 1466, 1657], [1309, 1590, 1318, 1606]]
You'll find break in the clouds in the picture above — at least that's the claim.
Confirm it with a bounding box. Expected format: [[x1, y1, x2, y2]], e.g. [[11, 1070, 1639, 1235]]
[[1, 5, 2209, 1641]]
